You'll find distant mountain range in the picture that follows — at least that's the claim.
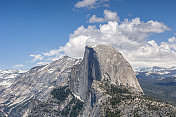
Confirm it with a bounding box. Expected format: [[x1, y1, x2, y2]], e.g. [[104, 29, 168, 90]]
[[135, 66, 176, 106], [0, 70, 25, 89], [135, 66, 176, 77]]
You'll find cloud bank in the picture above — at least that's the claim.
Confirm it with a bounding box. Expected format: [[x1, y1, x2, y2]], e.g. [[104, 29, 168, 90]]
[[30, 10, 176, 68]]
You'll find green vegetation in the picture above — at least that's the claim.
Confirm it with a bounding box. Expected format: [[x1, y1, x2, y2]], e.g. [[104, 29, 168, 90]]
[[70, 99, 84, 117], [102, 82, 175, 117], [61, 96, 84, 117], [134, 112, 141, 117], [50, 86, 85, 117], [104, 84, 133, 107], [110, 96, 121, 106], [105, 107, 121, 117], [61, 103, 72, 116], [100, 81, 131, 95], [146, 103, 159, 111], [103, 84, 133, 116], [51, 85, 71, 102], [110, 84, 131, 94], [29, 86, 84, 117], [61, 96, 76, 116]]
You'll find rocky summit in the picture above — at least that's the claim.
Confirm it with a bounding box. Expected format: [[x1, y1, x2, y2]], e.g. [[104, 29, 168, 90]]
[[0, 45, 176, 117], [70, 45, 143, 102]]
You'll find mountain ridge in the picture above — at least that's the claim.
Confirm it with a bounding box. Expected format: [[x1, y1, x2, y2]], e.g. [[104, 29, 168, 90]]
[[0, 45, 175, 117]]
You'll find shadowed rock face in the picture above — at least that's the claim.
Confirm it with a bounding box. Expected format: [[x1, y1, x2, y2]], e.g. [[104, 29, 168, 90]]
[[70, 45, 143, 101], [69, 46, 102, 101]]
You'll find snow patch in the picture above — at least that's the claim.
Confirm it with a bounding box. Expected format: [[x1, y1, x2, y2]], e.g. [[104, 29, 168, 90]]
[[72, 92, 84, 102], [0, 81, 12, 87], [48, 69, 54, 73], [39, 64, 49, 71]]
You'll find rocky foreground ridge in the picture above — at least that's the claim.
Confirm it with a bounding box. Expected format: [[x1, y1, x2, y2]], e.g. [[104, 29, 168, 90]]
[[0, 45, 176, 117]]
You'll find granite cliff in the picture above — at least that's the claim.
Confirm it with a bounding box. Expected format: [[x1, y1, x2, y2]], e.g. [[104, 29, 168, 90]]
[[70, 45, 143, 101], [69, 45, 144, 116]]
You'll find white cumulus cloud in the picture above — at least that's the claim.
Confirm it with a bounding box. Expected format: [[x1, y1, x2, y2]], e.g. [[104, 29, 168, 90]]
[[89, 10, 120, 23], [127, 39, 176, 67], [29, 11, 175, 68], [42, 49, 61, 57], [30, 54, 44, 61], [59, 19, 170, 60], [74, 0, 109, 9]]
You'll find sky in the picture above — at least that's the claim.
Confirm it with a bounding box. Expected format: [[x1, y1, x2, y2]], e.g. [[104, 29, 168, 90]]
[[0, 0, 176, 70]]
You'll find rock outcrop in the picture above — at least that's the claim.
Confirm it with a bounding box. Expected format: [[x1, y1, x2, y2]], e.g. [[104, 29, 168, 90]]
[[70, 45, 143, 101]]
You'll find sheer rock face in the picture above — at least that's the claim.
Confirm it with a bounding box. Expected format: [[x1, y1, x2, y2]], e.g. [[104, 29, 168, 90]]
[[70, 45, 143, 101]]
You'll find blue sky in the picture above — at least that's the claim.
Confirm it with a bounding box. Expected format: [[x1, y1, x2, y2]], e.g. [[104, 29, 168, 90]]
[[0, 0, 176, 70]]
